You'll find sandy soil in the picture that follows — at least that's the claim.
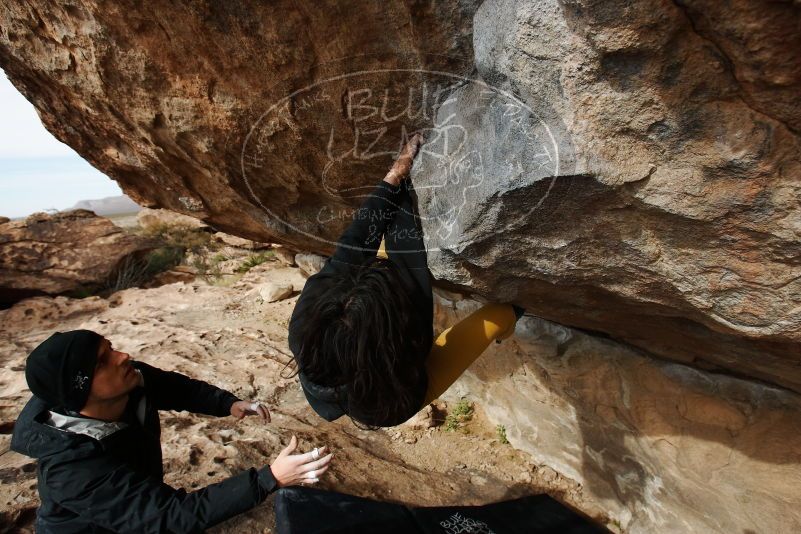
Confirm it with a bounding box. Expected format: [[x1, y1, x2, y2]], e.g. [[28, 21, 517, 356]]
[[0, 259, 589, 533]]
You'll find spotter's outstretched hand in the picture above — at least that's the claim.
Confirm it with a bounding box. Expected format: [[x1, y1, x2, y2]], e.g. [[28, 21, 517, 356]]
[[270, 435, 333, 487], [230, 400, 271, 422]]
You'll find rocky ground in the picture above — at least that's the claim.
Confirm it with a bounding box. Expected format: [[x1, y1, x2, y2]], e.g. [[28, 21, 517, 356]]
[[0, 257, 599, 533]]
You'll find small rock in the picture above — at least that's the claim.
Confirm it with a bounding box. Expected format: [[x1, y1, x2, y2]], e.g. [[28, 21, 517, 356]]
[[469, 475, 487, 486], [273, 246, 297, 266], [136, 207, 208, 231], [213, 232, 270, 250], [257, 282, 294, 302], [404, 436, 417, 444], [295, 253, 327, 277], [402, 405, 435, 430]]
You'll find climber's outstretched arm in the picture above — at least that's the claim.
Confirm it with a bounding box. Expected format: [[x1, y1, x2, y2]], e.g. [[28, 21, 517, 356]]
[[423, 303, 518, 405], [329, 133, 424, 268], [329, 181, 406, 267]]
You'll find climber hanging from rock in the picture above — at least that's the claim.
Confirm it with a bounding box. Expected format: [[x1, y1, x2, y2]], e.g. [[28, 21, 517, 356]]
[[288, 132, 525, 427]]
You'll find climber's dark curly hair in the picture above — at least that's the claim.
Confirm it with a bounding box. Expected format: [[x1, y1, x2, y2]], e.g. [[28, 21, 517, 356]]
[[294, 256, 429, 426]]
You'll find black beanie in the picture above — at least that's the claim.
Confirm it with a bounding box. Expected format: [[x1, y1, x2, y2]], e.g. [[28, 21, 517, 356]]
[[25, 330, 103, 411]]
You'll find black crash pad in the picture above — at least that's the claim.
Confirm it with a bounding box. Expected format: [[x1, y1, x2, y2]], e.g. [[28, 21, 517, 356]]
[[274, 487, 605, 534]]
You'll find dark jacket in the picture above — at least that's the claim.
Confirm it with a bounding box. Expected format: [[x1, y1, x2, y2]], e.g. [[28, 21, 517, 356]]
[[10, 361, 277, 533], [288, 180, 434, 427]]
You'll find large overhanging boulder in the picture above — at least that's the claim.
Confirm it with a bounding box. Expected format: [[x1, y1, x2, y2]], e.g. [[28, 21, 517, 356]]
[[0, 0, 479, 245], [0, 2, 799, 388], [415, 0, 801, 392]]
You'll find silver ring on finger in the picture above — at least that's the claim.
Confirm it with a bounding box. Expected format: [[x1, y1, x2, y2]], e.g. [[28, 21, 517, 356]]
[[311, 447, 319, 460]]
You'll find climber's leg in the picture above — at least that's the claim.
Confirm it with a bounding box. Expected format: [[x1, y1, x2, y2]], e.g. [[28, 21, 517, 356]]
[[423, 303, 517, 405]]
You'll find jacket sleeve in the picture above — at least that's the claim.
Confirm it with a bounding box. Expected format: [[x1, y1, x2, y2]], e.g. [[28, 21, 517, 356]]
[[327, 180, 406, 268], [134, 361, 240, 417], [49, 459, 278, 533], [382, 183, 432, 304]]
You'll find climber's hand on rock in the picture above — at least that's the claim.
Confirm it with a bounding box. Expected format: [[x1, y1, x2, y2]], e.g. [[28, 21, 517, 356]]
[[230, 400, 271, 422], [384, 132, 425, 186], [270, 435, 333, 487]]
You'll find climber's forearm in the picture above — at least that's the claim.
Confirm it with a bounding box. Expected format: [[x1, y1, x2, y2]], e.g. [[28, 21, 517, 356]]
[[382, 169, 405, 187], [329, 133, 422, 267], [329, 180, 405, 266]]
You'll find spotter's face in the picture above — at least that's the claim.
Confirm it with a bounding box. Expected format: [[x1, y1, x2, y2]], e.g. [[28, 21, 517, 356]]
[[87, 338, 139, 402]]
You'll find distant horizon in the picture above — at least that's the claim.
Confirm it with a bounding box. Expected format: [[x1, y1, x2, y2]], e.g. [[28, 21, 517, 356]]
[[0, 155, 125, 218], [0, 70, 124, 218]]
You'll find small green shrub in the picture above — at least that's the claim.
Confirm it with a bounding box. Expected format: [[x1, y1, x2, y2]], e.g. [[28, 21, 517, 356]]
[[105, 247, 184, 293], [234, 251, 274, 273], [444, 398, 474, 432], [141, 223, 215, 254], [146, 247, 185, 273], [139, 223, 224, 281], [496, 424, 509, 444], [190, 252, 225, 282]]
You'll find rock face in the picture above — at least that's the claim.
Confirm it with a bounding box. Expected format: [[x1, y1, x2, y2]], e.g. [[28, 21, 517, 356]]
[[1, 0, 798, 393], [434, 290, 801, 533], [0, 0, 479, 245], [414, 0, 801, 394], [0, 210, 153, 306], [2, 1, 801, 531]]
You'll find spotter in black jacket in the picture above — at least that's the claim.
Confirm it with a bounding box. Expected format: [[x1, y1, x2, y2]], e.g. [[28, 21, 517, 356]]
[[11, 360, 277, 533]]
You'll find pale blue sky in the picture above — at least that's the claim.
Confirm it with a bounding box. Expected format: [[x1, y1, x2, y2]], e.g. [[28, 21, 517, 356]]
[[0, 70, 122, 218]]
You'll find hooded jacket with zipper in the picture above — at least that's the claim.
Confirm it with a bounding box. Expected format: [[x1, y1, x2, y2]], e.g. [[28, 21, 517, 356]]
[[288, 180, 434, 427], [11, 360, 277, 533]]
